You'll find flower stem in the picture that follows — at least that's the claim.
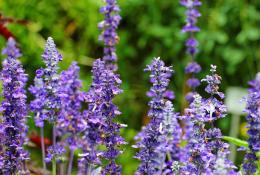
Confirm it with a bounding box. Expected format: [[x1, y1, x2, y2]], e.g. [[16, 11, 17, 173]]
[[67, 150, 74, 175], [87, 164, 92, 175], [166, 151, 172, 161], [52, 123, 57, 175], [52, 158, 56, 175], [40, 126, 47, 173]]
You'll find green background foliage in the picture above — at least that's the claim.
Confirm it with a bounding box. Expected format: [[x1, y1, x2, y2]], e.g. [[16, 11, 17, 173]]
[[0, 0, 259, 174]]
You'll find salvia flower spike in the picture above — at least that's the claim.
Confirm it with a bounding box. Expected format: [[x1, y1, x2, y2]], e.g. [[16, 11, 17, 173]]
[[29, 37, 63, 165], [99, 0, 121, 70], [98, 59, 126, 175], [134, 57, 174, 175], [78, 59, 106, 174], [80, 59, 126, 175], [180, 0, 202, 102], [57, 62, 86, 175], [57, 61, 85, 151], [180, 0, 201, 58], [242, 73, 260, 175], [0, 38, 29, 174], [181, 65, 238, 174], [30, 37, 62, 127]]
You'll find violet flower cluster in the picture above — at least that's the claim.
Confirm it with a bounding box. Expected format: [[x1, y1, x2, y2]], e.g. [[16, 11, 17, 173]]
[[79, 59, 126, 175], [242, 73, 260, 175], [98, 59, 126, 175], [29, 37, 64, 163], [78, 59, 105, 175], [56, 62, 87, 174], [30, 37, 62, 127], [180, 0, 202, 103], [78, 1, 124, 174], [98, 0, 121, 70], [156, 100, 182, 175], [181, 65, 238, 174], [0, 38, 29, 174], [57, 62, 86, 151], [180, 0, 201, 57], [134, 57, 175, 175]]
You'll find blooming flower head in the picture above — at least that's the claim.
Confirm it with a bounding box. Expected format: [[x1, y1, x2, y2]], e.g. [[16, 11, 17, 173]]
[[156, 100, 182, 174], [181, 65, 236, 174], [98, 0, 121, 70], [185, 61, 201, 74], [242, 73, 260, 175], [211, 151, 239, 175], [180, 0, 201, 57], [201, 65, 225, 99], [29, 37, 63, 163], [180, 0, 202, 103], [0, 38, 29, 174], [45, 144, 66, 163], [134, 58, 174, 175], [57, 62, 86, 151], [30, 37, 62, 127], [80, 59, 125, 175]]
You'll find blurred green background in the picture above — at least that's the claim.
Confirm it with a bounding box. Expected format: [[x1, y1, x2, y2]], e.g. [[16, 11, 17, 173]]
[[0, 0, 259, 174]]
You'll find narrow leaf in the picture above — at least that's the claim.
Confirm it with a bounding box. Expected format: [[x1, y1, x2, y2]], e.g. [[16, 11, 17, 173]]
[[222, 136, 248, 148]]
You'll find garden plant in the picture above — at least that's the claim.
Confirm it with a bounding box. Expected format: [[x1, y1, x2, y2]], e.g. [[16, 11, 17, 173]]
[[0, 0, 259, 175]]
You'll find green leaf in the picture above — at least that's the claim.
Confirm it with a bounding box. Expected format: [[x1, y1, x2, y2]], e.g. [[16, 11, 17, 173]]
[[222, 136, 249, 148]]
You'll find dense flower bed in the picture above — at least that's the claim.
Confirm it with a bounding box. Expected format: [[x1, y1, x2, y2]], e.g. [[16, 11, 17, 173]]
[[0, 0, 259, 175]]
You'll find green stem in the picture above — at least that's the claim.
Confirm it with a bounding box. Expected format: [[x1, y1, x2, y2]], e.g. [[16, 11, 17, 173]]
[[166, 151, 172, 161], [228, 114, 240, 162], [52, 123, 57, 175], [52, 158, 56, 175], [40, 126, 47, 173], [67, 150, 74, 175], [257, 159, 260, 175]]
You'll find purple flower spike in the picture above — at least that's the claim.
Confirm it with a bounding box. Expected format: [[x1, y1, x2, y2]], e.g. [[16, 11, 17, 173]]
[[57, 62, 86, 151], [181, 65, 237, 174], [29, 37, 63, 162], [242, 73, 260, 175], [79, 59, 125, 175], [99, 0, 121, 70], [0, 38, 29, 174], [30, 37, 62, 127], [201, 65, 225, 99], [181, 0, 202, 103], [180, 0, 201, 57], [134, 58, 174, 175]]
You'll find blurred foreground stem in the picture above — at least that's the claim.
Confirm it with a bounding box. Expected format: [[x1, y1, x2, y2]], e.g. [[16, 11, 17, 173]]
[[229, 114, 240, 162], [67, 150, 74, 175], [52, 123, 57, 175], [40, 126, 46, 173], [52, 158, 56, 175]]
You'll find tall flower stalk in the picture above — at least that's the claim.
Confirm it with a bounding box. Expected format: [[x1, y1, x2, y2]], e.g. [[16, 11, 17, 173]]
[[57, 62, 86, 175], [80, 0, 126, 174], [180, 0, 202, 102], [79, 59, 126, 175], [98, 0, 121, 70], [134, 57, 174, 175], [242, 73, 260, 175], [181, 65, 238, 174], [0, 38, 29, 174], [30, 37, 63, 174], [78, 59, 105, 175], [98, 59, 126, 175]]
